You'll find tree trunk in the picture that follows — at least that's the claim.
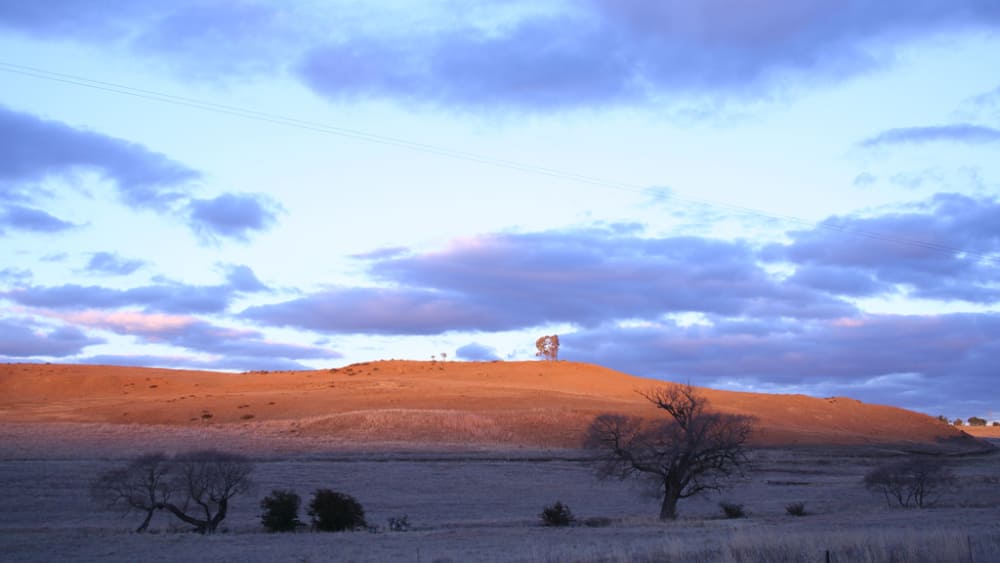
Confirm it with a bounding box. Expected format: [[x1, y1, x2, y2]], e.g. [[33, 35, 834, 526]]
[[136, 508, 155, 533], [659, 486, 680, 520], [157, 502, 209, 533]]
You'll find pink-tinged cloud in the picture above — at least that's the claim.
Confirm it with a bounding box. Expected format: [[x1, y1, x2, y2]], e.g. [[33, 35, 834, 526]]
[[54, 310, 197, 335]]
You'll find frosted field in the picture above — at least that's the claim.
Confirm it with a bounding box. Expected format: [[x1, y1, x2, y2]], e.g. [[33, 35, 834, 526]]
[[0, 432, 998, 562]]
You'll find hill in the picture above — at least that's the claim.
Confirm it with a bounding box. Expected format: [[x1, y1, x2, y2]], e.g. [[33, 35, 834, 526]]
[[0, 361, 985, 453]]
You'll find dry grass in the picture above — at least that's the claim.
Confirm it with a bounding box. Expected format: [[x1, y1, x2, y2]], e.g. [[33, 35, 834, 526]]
[[1, 441, 998, 562]]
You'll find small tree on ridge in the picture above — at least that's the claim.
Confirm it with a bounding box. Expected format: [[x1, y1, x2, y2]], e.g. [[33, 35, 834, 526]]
[[535, 335, 559, 361]]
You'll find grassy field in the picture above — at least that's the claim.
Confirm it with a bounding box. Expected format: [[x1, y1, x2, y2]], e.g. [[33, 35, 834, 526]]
[[1, 438, 998, 562]]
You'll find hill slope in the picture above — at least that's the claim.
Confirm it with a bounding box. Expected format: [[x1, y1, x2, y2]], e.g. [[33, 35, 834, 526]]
[[0, 361, 982, 451]]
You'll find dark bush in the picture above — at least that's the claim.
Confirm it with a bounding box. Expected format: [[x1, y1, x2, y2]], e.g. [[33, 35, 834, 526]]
[[308, 489, 366, 532], [260, 489, 301, 532], [540, 501, 575, 527], [968, 416, 987, 427], [863, 458, 955, 508], [785, 502, 807, 516], [719, 502, 746, 518]]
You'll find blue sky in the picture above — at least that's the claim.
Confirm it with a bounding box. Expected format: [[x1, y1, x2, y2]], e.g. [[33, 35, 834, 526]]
[[1, 1, 998, 419]]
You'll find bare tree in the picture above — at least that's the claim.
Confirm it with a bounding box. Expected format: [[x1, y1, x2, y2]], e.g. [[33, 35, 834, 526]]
[[90, 453, 171, 532], [92, 450, 254, 533], [535, 335, 559, 361], [864, 458, 955, 508], [585, 384, 754, 520], [159, 450, 255, 533]]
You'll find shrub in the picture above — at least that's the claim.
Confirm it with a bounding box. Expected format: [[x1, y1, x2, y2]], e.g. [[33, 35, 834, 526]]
[[953, 419, 963, 426], [785, 502, 807, 516], [968, 416, 987, 427], [540, 501, 575, 527], [863, 458, 955, 508], [719, 502, 746, 518], [260, 489, 301, 532], [387, 515, 410, 532], [308, 489, 366, 532]]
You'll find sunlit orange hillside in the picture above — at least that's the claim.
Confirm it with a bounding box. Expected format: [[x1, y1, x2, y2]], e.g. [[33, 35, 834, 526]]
[[0, 361, 984, 451]]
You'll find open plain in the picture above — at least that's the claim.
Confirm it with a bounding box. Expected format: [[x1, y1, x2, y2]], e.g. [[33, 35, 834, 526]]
[[1, 361, 997, 562]]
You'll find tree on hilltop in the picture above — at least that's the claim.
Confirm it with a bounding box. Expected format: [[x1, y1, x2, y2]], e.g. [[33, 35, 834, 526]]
[[535, 335, 560, 361]]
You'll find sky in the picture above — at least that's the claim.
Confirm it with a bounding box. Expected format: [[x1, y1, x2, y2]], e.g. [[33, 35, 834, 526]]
[[1, 1, 998, 420]]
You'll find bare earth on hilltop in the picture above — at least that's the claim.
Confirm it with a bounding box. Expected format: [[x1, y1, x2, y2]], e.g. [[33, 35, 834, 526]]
[[0, 360, 982, 456]]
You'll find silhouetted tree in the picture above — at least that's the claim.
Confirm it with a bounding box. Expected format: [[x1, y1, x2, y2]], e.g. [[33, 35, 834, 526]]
[[91, 453, 172, 532], [158, 450, 255, 533], [93, 450, 254, 533], [535, 335, 560, 361], [967, 416, 987, 427], [864, 458, 955, 508], [954, 418, 964, 426], [585, 383, 754, 520]]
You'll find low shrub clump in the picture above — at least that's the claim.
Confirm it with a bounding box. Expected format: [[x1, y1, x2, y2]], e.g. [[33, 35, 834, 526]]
[[308, 489, 367, 532], [540, 501, 575, 527], [387, 515, 410, 532], [720, 502, 746, 518], [785, 502, 807, 516], [260, 489, 302, 532]]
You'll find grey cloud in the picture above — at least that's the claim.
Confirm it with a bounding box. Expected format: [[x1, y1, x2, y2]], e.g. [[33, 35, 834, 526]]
[[243, 228, 854, 335], [76, 316, 337, 362], [770, 193, 1000, 303], [75, 354, 312, 372], [0, 205, 76, 233], [298, 1, 1000, 110], [0, 1, 299, 78], [456, 342, 501, 361], [0, 106, 199, 209], [0, 317, 103, 357], [861, 124, 1000, 147], [85, 252, 145, 276], [3, 265, 269, 314], [188, 193, 280, 242], [562, 312, 1000, 417]]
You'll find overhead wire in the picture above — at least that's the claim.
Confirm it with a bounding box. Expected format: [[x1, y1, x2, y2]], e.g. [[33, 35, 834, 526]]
[[1, 60, 996, 267]]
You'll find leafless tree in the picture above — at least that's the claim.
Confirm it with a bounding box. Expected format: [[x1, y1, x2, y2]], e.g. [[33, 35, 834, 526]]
[[90, 453, 172, 532], [585, 384, 755, 520], [535, 335, 559, 361], [92, 450, 254, 533], [864, 458, 955, 508], [159, 450, 255, 533]]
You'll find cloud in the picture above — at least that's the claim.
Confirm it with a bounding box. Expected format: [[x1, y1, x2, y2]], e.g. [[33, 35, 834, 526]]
[[3, 265, 269, 314], [768, 193, 1000, 303], [188, 193, 281, 242], [0, 106, 200, 209], [51, 309, 338, 361], [75, 354, 312, 372], [0, 1, 301, 79], [0, 204, 76, 233], [860, 124, 1000, 147], [225, 264, 268, 292], [0, 316, 103, 357], [85, 252, 145, 276], [243, 227, 854, 334], [297, 1, 1000, 110], [456, 342, 501, 361], [562, 312, 1000, 415]]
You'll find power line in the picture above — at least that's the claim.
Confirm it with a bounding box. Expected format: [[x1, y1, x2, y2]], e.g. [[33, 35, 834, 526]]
[[1, 61, 996, 266]]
